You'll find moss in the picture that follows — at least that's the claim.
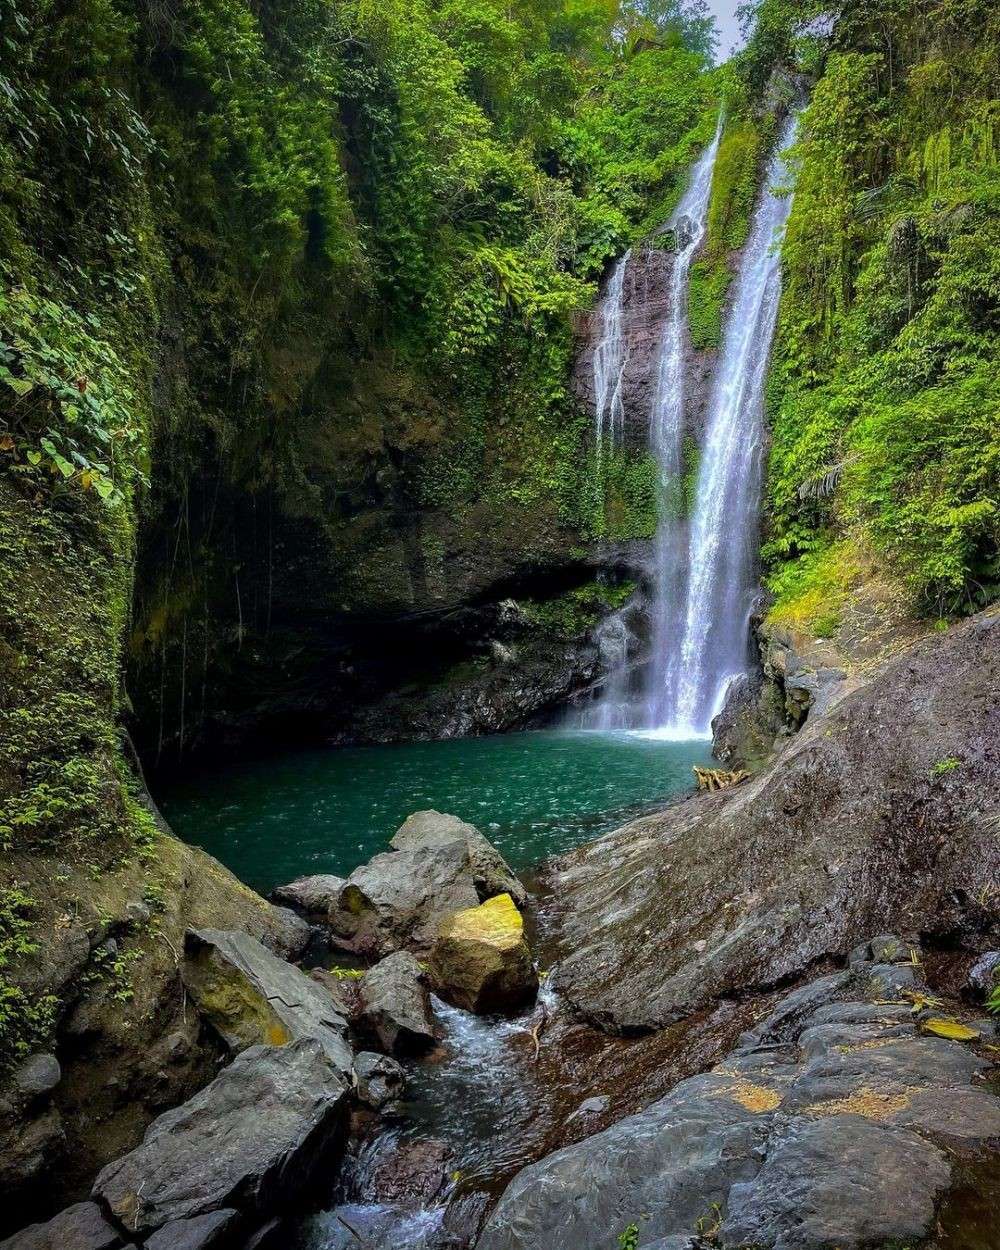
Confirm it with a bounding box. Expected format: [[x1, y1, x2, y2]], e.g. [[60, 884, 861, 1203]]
[[524, 580, 635, 640], [765, 538, 863, 638], [706, 119, 767, 254], [583, 445, 660, 541], [688, 257, 731, 350]]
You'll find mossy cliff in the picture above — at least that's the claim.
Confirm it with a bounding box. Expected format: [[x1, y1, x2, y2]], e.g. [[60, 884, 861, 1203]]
[[2, 0, 720, 766]]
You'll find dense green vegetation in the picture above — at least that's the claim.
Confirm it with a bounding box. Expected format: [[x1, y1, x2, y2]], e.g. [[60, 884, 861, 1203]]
[[755, 0, 1000, 626]]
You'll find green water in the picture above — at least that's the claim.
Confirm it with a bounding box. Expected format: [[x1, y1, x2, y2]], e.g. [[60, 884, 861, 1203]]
[[158, 730, 711, 893]]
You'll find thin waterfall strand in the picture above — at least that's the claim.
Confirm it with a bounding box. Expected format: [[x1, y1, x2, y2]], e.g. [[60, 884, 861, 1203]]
[[591, 249, 631, 459]]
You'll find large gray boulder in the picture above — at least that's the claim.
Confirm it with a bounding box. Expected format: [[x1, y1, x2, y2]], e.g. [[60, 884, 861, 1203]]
[[143, 1210, 239, 1250], [477, 945, 1000, 1250], [358, 952, 437, 1054], [548, 609, 1000, 1032], [390, 811, 525, 907], [93, 1039, 348, 1238], [721, 1117, 948, 1250], [270, 875, 345, 919], [328, 811, 525, 958], [182, 929, 353, 1074], [0, 1204, 126, 1250]]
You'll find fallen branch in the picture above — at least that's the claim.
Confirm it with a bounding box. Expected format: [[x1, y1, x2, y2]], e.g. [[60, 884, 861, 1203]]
[[693, 766, 749, 791], [529, 1002, 548, 1061]]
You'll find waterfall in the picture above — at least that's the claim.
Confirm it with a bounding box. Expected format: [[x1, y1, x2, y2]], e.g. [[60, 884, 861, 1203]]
[[658, 112, 800, 736], [591, 248, 631, 457], [642, 120, 723, 729], [577, 113, 798, 738], [580, 124, 720, 732]]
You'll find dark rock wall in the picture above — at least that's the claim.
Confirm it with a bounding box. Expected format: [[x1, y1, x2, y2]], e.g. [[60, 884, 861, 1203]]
[[572, 243, 716, 452]]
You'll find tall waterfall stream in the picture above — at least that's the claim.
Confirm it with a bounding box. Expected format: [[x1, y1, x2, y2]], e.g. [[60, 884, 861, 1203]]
[[584, 113, 799, 736]]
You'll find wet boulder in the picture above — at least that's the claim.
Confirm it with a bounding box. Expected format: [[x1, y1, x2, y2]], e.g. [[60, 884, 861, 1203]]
[[354, 1052, 407, 1109], [270, 875, 345, 920], [143, 1210, 239, 1250], [328, 811, 524, 958], [358, 952, 437, 1054], [0, 1203, 127, 1250], [93, 1038, 348, 1238], [369, 1136, 450, 1203], [182, 928, 353, 1074], [429, 893, 537, 1014]]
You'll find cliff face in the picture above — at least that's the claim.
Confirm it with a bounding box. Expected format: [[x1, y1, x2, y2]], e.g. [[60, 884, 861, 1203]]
[[572, 242, 716, 452]]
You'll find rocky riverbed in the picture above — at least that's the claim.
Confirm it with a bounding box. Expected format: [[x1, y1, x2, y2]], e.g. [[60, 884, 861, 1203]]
[[3, 609, 999, 1250]]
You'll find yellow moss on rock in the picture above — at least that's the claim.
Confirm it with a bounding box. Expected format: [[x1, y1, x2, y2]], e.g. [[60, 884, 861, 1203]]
[[805, 1086, 912, 1122], [445, 892, 525, 946], [429, 893, 538, 1015], [712, 1078, 782, 1114]]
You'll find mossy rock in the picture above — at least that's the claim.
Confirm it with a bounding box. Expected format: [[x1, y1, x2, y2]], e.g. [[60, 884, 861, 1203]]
[[429, 893, 538, 1015]]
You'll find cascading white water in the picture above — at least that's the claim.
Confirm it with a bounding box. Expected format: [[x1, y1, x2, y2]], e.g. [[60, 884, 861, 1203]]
[[578, 246, 633, 730], [581, 124, 721, 732], [660, 113, 800, 736], [642, 120, 723, 729], [591, 248, 631, 457]]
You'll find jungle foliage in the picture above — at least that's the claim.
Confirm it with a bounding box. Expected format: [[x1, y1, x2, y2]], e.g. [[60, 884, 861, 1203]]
[[752, 0, 1000, 620]]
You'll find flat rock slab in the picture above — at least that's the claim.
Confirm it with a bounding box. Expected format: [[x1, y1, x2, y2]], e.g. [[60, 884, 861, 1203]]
[[477, 949, 1000, 1250], [429, 893, 538, 1013], [722, 1115, 949, 1250], [477, 1071, 764, 1249], [0, 1203, 126, 1250], [93, 1038, 348, 1238], [328, 810, 524, 958], [182, 928, 353, 1074]]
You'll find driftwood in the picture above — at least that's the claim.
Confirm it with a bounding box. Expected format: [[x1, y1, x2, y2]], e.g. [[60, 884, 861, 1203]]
[[528, 1001, 548, 1061], [693, 766, 749, 791]]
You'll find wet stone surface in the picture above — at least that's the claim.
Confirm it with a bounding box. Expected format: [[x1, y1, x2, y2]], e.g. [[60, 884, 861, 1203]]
[[477, 944, 1000, 1250]]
